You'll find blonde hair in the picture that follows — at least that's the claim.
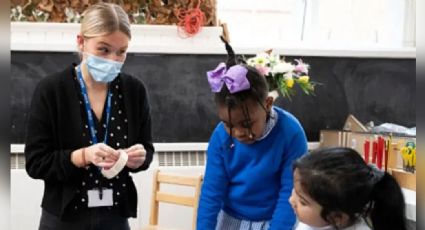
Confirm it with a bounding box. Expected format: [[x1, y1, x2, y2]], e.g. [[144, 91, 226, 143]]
[[80, 2, 131, 39]]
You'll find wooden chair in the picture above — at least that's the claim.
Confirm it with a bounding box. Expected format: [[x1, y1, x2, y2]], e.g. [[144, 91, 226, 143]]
[[141, 169, 204, 230]]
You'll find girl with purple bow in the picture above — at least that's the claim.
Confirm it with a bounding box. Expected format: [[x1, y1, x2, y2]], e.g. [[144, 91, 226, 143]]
[[197, 37, 308, 230]]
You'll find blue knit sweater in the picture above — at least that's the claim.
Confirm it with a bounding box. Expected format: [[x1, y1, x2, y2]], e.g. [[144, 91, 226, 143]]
[[197, 106, 308, 230]]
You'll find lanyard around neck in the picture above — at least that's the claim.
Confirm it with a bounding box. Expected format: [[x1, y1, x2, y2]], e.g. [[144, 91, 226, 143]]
[[76, 65, 112, 145]]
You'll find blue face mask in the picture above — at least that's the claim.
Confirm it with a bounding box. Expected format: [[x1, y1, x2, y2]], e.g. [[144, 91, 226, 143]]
[[83, 53, 124, 83]]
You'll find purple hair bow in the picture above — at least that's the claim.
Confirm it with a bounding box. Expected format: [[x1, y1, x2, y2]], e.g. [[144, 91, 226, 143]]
[[207, 62, 250, 93]]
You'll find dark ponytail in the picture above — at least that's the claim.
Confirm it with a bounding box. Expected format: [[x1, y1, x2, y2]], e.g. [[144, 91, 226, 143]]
[[370, 173, 406, 230], [294, 147, 407, 230], [220, 36, 237, 68]]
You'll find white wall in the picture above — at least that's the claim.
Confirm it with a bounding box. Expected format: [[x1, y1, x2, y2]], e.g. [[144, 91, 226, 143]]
[[217, 0, 416, 49], [10, 22, 415, 58]]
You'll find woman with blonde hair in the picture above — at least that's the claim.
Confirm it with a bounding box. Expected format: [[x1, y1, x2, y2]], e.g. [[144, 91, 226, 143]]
[[25, 3, 154, 229]]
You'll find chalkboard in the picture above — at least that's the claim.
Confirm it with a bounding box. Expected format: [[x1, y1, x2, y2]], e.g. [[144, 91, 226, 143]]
[[11, 52, 416, 143]]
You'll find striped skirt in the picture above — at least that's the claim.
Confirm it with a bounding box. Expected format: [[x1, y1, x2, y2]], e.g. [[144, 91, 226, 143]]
[[216, 210, 270, 230]]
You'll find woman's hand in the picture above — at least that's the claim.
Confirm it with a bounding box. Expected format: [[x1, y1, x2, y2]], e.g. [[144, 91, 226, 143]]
[[85, 143, 119, 168], [123, 144, 146, 169]]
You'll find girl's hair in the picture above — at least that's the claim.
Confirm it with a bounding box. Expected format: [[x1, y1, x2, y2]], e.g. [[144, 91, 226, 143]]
[[80, 2, 131, 39], [293, 147, 406, 230], [215, 37, 268, 107], [214, 37, 270, 140]]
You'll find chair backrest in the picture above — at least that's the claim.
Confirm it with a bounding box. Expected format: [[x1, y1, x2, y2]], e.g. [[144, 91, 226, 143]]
[[149, 169, 204, 230]]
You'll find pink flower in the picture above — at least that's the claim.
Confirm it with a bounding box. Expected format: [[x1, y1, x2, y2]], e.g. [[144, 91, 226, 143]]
[[255, 65, 271, 76], [294, 59, 309, 74]]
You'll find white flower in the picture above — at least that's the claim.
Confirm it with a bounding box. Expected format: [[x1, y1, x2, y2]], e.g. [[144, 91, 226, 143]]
[[246, 50, 315, 99], [268, 54, 280, 65], [247, 57, 256, 66], [254, 53, 270, 67], [272, 62, 294, 74]]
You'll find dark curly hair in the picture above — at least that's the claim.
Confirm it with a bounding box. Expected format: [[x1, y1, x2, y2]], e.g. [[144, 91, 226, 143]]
[[213, 37, 272, 141]]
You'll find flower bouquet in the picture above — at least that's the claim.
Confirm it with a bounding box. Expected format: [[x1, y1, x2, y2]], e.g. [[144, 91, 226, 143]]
[[246, 50, 316, 100]]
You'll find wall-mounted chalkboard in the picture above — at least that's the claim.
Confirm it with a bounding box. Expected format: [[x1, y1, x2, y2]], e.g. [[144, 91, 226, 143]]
[[11, 52, 416, 143]]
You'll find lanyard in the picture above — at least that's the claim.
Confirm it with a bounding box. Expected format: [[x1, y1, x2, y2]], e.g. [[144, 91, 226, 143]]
[[76, 66, 113, 199], [76, 65, 112, 145]]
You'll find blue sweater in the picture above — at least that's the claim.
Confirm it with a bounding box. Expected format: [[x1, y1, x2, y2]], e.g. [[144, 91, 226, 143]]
[[197, 107, 308, 230]]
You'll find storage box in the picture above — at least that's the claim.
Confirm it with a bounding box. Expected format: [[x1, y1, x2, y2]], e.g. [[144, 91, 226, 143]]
[[390, 168, 416, 191], [319, 130, 348, 148], [319, 114, 417, 191], [345, 132, 375, 157], [343, 114, 368, 132]]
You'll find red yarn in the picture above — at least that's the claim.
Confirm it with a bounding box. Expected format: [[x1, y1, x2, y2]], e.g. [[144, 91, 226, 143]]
[[176, 0, 205, 38]]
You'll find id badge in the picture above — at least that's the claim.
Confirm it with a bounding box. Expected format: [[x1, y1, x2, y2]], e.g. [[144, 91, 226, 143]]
[[87, 188, 113, 207]]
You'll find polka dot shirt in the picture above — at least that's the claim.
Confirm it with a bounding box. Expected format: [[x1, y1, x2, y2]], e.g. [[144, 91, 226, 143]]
[[70, 73, 130, 211]]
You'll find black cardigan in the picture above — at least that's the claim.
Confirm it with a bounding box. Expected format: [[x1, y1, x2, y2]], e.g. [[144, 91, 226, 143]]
[[24, 65, 154, 220]]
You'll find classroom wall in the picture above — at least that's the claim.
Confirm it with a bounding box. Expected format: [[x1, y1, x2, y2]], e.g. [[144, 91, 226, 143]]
[[11, 52, 416, 142]]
